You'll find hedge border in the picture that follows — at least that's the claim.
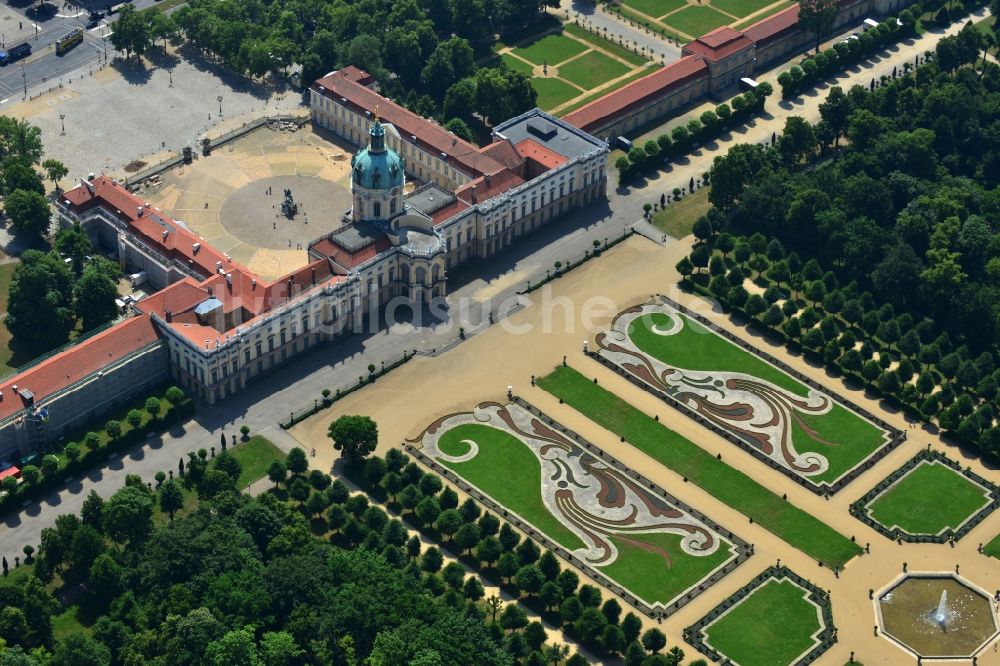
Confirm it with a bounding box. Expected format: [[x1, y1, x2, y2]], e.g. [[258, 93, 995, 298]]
[[405, 396, 752, 619], [849, 448, 1000, 543], [683, 565, 837, 666], [588, 294, 907, 496]]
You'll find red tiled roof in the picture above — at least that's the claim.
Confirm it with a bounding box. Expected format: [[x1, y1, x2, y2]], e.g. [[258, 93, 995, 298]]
[[454, 169, 526, 205], [311, 233, 393, 269], [337, 65, 374, 86], [312, 70, 507, 179], [0, 467, 20, 481], [431, 200, 470, 225], [562, 57, 710, 133], [134, 277, 207, 319], [682, 27, 754, 62], [516, 139, 568, 172], [63, 176, 238, 280], [743, 4, 801, 44], [481, 138, 526, 174], [0, 315, 161, 421]]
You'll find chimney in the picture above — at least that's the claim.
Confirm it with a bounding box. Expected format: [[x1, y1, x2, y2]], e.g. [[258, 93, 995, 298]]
[[165, 309, 172, 323], [205, 340, 210, 350], [251, 279, 256, 289], [485, 173, 492, 187], [311, 267, 316, 285], [162, 229, 169, 240], [137, 206, 144, 217], [471, 185, 477, 204], [192, 242, 200, 254], [216, 261, 223, 272]]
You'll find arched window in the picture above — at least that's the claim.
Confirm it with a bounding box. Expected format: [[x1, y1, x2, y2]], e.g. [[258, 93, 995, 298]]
[[415, 266, 427, 285], [390, 198, 397, 214]]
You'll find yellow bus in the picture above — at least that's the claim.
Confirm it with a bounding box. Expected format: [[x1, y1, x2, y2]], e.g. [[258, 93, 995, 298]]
[[55, 28, 83, 56]]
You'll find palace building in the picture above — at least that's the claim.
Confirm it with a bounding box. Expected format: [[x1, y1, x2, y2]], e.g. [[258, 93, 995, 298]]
[[0, 74, 608, 460]]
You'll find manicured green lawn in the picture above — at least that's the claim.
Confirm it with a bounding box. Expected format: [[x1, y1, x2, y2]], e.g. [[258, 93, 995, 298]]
[[711, 0, 781, 18], [624, 0, 688, 19], [436, 422, 733, 604], [664, 5, 733, 36], [231, 435, 286, 488], [984, 533, 1000, 559], [558, 51, 632, 90], [705, 579, 821, 666], [563, 24, 648, 66], [501, 53, 535, 75], [532, 78, 582, 110], [602, 531, 733, 605], [650, 187, 711, 239], [867, 462, 991, 536], [0, 262, 16, 315], [628, 312, 886, 483], [437, 423, 585, 550], [559, 65, 661, 117], [538, 366, 862, 568], [630, 313, 809, 397], [512, 33, 588, 66], [732, 0, 795, 28]]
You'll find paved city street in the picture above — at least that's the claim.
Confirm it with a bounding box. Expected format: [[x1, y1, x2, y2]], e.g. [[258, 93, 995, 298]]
[[0, 6, 988, 579]]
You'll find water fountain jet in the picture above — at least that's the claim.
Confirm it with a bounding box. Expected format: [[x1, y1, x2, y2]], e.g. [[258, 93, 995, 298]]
[[933, 590, 948, 628]]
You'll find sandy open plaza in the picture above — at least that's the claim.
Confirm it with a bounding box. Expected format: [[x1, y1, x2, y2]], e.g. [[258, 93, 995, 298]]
[[140, 125, 358, 280], [290, 234, 1000, 664]]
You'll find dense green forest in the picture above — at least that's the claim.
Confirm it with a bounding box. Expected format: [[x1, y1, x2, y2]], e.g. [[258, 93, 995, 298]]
[[0, 444, 700, 665], [680, 24, 1000, 459]]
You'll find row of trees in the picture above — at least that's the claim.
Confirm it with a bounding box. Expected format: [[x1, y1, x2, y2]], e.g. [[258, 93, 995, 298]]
[[349, 447, 700, 665], [686, 41, 1000, 460], [614, 84, 771, 185], [778, 9, 917, 99], [1, 389, 188, 510]]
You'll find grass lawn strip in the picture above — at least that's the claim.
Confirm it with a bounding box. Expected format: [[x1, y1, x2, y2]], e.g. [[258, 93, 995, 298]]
[[532, 77, 583, 110], [650, 187, 711, 239], [423, 403, 744, 609], [866, 461, 993, 536], [438, 423, 586, 550], [731, 0, 796, 28], [624, 0, 688, 19], [501, 53, 535, 75], [630, 312, 809, 397], [557, 65, 661, 116], [792, 406, 887, 484], [563, 24, 648, 66], [601, 531, 733, 606], [664, 5, 733, 36], [704, 579, 822, 666], [985, 533, 1000, 559], [711, 0, 782, 18], [538, 366, 862, 568], [558, 51, 633, 90], [625, 309, 888, 484], [512, 33, 588, 65]]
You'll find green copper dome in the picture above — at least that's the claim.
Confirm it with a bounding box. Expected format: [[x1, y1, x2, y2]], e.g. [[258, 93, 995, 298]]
[[351, 121, 404, 191]]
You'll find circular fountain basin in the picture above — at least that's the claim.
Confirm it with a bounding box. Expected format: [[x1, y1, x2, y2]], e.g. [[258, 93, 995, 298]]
[[876, 573, 1000, 659]]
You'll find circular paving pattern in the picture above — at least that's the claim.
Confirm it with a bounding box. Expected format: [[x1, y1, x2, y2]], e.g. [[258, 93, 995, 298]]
[[219, 174, 352, 251]]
